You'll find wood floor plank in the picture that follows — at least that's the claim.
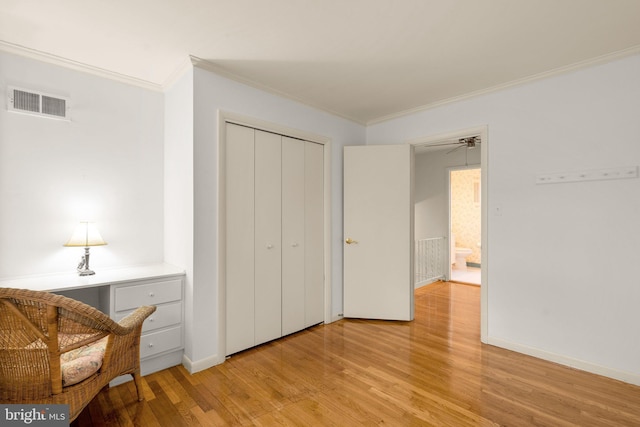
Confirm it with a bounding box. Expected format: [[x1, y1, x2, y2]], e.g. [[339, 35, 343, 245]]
[[169, 366, 217, 413], [116, 383, 161, 427], [73, 282, 640, 426], [85, 394, 109, 427], [145, 379, 190, 427]]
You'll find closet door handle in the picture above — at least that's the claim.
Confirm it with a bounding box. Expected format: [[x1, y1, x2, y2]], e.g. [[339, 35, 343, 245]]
[[266, 244, 274, 249], [291, 243, 299, 247], [345, 238, 358, 245]]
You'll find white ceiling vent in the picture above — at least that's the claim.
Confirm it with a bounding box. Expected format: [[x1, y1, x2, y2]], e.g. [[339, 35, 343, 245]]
[[8, 86, 70, 120]]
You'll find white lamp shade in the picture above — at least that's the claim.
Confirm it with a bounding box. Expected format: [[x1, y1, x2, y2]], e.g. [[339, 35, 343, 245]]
[[64, 222, 107, 247]]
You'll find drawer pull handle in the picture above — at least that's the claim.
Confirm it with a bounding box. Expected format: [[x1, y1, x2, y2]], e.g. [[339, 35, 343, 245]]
[[149, 317, 155, 322], [148, 343, 154, 348], [149, 292, 155, 297]]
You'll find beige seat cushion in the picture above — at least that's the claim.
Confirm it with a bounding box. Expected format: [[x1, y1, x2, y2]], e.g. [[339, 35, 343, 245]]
[[60, 336, 108, 387]]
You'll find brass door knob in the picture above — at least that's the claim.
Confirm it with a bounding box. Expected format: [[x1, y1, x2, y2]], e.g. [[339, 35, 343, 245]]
[[345, 238, 358, 244]]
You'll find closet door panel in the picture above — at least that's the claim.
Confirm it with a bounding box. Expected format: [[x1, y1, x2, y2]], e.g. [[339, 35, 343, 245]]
[[254, 130, 282, 345], [225, 124, 256, 355], [305, 142, 324, 327], [281, 137, 306, 335]]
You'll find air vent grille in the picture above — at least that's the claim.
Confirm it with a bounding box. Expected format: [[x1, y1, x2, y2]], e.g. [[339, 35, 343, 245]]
[[14, 90, 40, 113], [8, 86, 69, 120], [42, 95, 66, 117]]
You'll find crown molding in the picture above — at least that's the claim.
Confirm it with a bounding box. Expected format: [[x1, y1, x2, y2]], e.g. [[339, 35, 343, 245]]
[[161, 56, 195, 90], [368, 45, 640, 126], [3, 40, 639, 126], [0, 40, 163, 92], [190, 55, 366, 125]]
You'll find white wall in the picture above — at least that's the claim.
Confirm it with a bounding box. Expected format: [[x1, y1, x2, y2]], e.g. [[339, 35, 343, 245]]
[[187, 66, 365, 366], [0, 51, 165, 278], [368, 53, 640, 383], [163, 69, 195, 367]]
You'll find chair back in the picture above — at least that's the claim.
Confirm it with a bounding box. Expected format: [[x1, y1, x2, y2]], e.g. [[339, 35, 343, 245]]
[[0, 288, 112, 401]]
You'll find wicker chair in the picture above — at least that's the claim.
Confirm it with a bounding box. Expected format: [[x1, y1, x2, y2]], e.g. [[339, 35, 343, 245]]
[[0, 287, 156, 422]]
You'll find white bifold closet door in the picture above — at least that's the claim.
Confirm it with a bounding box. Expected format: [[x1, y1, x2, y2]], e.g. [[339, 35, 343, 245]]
[[254, 131, 282, 345], [303, 142, 324, 328], [225, 123, 255, 355], [225, 123, 324, 356], [281, 137, 305, 335]]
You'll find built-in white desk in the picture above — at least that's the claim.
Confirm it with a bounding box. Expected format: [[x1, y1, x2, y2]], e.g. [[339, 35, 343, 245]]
[[0, 263, 186, 383]]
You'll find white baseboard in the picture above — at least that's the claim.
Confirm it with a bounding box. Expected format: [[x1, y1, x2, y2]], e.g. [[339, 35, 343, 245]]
[[415, 279, 441, 289], [330, 314, 343, 323], [487, 336, 640, 386], [182, 353, 225, 374]]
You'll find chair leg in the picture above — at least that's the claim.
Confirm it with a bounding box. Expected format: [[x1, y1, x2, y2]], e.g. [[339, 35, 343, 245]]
[[132, 371, 145, 401]]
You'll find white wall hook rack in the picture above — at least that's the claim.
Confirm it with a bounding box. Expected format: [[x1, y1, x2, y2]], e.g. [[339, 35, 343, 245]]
[[536, 166, 638, 185]]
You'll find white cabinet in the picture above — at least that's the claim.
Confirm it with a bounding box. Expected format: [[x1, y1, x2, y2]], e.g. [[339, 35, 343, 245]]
[[102, 272, 185, 383], [225, 123, 324, 356], [0, 264, 185, 385], [113, 278, 182, 311]]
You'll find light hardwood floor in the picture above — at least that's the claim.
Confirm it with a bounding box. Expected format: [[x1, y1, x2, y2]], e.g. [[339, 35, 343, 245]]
[[73, 282, 640, 426]]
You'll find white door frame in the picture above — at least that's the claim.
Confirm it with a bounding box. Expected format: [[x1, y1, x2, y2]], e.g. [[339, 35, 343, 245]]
[[217, 111, 333, 358], [407, 125, 488, 343]]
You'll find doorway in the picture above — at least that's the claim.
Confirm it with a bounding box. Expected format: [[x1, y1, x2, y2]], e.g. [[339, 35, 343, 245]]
[[409, 126, 488, 341], [449, 166, 481, 285]]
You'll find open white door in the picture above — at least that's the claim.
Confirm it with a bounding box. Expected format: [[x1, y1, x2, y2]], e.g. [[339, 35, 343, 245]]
[[343, 144, 414, 321]]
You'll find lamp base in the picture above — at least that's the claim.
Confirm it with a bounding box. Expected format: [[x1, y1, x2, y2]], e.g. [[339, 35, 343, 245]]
[[76, 247, 97, 276], [78, 268, 96, 276]]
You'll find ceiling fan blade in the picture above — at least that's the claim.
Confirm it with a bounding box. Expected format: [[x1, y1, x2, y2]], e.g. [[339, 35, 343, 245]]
[[419, 140, 463, 148], [446, 144, 466, 155], [419, 136, 480, 153]]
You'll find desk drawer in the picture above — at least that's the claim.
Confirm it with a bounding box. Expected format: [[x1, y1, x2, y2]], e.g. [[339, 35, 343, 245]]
[[115, 279, 182, 311], [116, 301, 182, 333], [140, 326, 182, 359]]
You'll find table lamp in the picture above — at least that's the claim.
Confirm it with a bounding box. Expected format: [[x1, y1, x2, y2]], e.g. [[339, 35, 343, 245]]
[[64, 221, 107, 276]]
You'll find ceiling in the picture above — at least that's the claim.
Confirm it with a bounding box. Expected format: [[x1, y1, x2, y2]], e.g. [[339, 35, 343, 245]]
[[2, 0, 640, 124]]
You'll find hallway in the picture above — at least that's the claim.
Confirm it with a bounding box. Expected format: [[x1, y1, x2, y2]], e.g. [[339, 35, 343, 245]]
[[450, 266, 481, 285]]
